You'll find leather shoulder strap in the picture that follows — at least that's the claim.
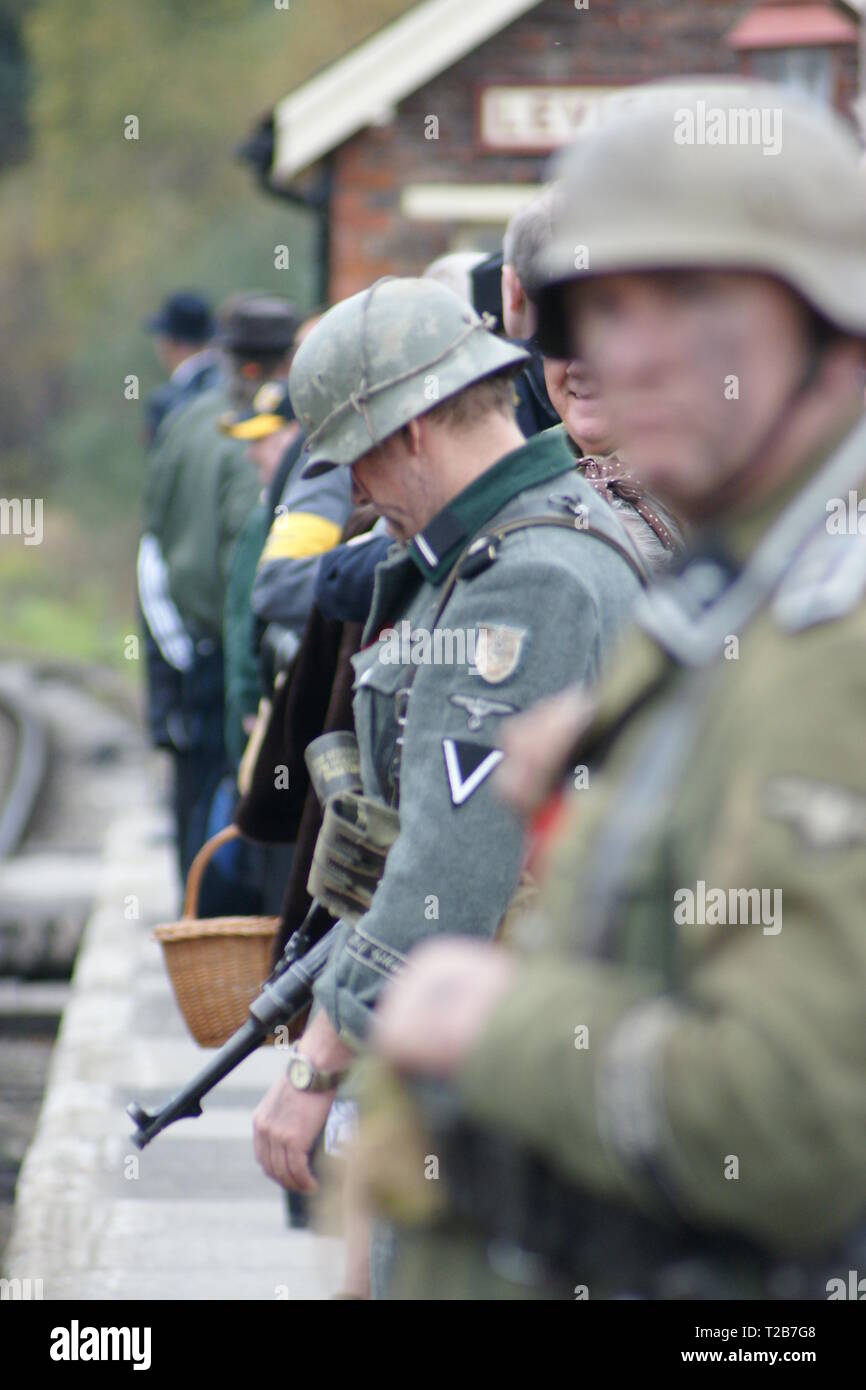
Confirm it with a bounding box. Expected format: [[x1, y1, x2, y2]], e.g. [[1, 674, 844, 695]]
[[431, 513, 648, 630], [389, 512, 649, 804], [488, 515, 649, 586]]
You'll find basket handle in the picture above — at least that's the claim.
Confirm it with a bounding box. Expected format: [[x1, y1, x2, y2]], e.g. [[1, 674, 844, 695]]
[[183, 824, 242, 920]]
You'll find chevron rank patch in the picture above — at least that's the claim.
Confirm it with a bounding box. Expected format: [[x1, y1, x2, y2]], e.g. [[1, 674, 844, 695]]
[[762, 776, 866, 850], [443, 739, 504, 806]]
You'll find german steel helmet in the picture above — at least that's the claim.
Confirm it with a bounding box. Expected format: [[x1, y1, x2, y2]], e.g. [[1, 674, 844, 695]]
[[290, 277, 528, 477], [531, 80, 866, 358]]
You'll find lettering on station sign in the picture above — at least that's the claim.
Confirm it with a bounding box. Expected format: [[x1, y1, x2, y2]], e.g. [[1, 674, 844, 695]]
[[477, 85, 623, 152]]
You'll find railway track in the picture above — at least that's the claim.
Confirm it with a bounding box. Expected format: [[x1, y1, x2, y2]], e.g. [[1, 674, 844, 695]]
[[0, 677, 49, 861], [0, 656, 153, 1261], [0, 674, 54, 1259]]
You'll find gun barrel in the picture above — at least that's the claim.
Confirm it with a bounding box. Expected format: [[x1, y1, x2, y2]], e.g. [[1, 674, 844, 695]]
[[127, 1017, 265, 1149], [127, 920, 340, 1149]]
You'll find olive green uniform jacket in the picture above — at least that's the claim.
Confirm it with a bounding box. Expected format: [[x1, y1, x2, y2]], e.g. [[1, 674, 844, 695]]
[[144, 385, 261, 638]]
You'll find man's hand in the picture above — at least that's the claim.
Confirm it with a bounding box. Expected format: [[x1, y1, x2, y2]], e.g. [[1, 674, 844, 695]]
[[252, 1010, 355, 1191], [252, 1080, 332, 1191], [495, 684, 595, 819], [372, 938, 518, 1077]]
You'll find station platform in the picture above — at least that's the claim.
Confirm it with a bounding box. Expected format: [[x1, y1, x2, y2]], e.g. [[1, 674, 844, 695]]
[[3, 793, 344, 1300]]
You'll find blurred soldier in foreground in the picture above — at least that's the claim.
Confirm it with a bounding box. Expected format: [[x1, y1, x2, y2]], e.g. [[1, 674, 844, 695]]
[[367, 82, 866, 1298], [251, 279, 645, 1276]]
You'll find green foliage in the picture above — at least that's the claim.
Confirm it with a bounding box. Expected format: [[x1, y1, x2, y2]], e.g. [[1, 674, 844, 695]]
[[47, 197, 315, 525], [0, 0, 416, 658], [0, 0, 34, 168], [0, 505, 137, 668]]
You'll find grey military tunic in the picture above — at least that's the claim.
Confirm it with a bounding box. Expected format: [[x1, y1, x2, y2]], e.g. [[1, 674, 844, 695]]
[[313, 429, 644, 1044]]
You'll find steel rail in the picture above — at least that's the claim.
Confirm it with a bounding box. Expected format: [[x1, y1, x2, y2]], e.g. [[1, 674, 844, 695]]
[[0, 682, 49, 861]]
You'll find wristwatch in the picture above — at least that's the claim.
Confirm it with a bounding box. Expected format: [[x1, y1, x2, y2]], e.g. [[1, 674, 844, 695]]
[[285, 1047, 346, 1094]]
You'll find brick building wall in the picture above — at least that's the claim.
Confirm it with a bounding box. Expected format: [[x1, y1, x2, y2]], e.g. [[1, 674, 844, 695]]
[[327, 0, 859, 299]]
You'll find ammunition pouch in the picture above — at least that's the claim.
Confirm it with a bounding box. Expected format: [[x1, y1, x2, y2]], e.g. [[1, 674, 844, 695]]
[[307, 792, 401, 925]]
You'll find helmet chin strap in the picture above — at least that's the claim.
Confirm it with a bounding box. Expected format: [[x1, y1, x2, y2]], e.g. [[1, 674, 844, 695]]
[[687, 342, 827, 526]]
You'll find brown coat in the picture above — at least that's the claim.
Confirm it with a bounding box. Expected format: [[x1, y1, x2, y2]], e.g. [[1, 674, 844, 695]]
[[234, 507, 375, 961]]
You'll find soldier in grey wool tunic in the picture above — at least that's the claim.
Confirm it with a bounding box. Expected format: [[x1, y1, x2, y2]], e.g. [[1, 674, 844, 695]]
[[251, 276, 643, 1194]]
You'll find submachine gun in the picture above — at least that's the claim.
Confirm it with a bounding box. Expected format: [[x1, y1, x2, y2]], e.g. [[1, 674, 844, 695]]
[[126, 731, 399, 1149]]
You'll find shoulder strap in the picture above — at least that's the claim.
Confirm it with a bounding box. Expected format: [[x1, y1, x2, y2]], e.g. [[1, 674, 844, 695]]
[[431, 513, 648, 631], [387, 512, 647, 805], [638, 416, 866, 666], [491, 514, 649, 585]]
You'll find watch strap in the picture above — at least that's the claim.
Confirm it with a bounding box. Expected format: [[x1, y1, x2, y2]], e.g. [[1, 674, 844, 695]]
[[286, 1047, 346, 1093]]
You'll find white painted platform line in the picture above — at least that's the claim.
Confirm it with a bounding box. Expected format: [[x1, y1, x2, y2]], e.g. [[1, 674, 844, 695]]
[[4, 800, 344, 1300]]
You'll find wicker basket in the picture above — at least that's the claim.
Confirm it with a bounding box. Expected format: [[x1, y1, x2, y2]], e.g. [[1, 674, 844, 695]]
[[154, 825, 281, 1048]]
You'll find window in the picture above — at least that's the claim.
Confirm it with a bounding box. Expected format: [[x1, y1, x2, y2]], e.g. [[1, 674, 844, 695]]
[[750, 45, 835, 104]]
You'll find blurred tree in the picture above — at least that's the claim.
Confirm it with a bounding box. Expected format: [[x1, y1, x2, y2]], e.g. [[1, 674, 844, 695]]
[[0, 0, 415, 657], [0, 0, 34, 170]]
